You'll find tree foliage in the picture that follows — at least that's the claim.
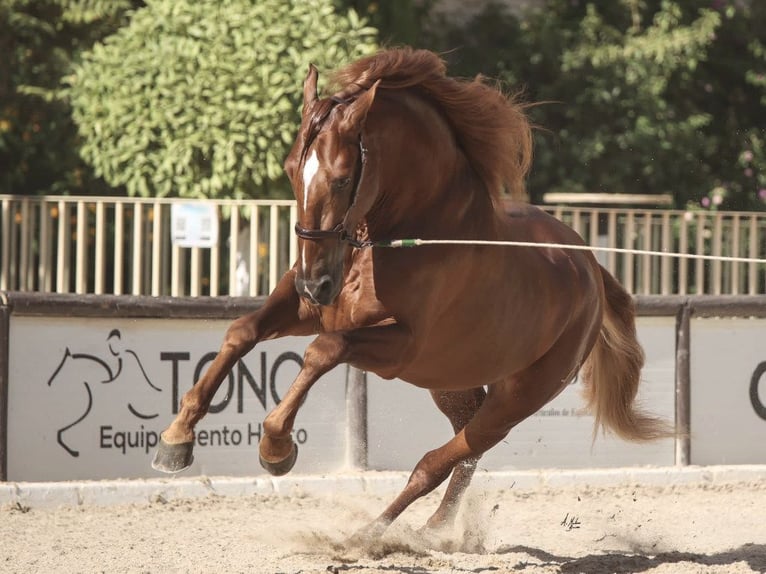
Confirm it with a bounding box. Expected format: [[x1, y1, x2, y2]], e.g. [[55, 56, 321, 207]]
[[430, 0, 766, 210], [8, 0, 765, 209], [535, 2, 720, 204], [0, 0, 141, 195], [69, 0, 378, 199], [334, 0, 433, 46]]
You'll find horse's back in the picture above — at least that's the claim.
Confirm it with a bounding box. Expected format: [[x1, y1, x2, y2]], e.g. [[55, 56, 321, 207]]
[[501, 201, 587, 247]]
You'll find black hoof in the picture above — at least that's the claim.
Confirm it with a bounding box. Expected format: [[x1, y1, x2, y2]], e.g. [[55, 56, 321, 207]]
[[259, 443, 298, 476], [152, 435, 194, 473]]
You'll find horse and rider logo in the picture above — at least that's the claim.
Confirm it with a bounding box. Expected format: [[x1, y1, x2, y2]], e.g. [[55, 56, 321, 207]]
[[46, 329, 161, 457]]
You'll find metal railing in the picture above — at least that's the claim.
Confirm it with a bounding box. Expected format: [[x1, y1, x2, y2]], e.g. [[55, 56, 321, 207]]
[[0, 196, 297, 297], [1, 194, 765, 296], [549, 206, 766, 295]]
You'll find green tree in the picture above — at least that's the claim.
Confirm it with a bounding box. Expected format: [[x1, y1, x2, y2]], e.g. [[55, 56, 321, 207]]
[[334, 0, 432, 46], [430, 0, 766, 210], [69, 0, 378, 199], [696, 0, 766, 210], [0, 0, 141, 195], [538, 1, 720, 203]]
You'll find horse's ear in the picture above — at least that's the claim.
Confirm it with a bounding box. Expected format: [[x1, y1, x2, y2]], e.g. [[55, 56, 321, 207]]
[[340, 80, 380, 136], [302, 64, 319, 117]]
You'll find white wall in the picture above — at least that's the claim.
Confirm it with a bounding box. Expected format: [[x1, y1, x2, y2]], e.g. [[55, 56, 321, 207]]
[[690, 318, 766, 465], [8, 318, 346, 481], [7, 311, 766, 482], [367, 317, 676, 471]]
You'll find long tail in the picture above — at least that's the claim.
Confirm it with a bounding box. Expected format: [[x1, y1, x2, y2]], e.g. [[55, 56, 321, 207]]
[[581, 266, 674, 442]]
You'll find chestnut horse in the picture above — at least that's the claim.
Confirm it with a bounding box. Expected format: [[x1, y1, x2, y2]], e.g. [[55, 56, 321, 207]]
[[154, 48, 668, 536]]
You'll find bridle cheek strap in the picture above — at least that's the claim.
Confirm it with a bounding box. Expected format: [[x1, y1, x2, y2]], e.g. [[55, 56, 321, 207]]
[[294, 138, 373, 249]]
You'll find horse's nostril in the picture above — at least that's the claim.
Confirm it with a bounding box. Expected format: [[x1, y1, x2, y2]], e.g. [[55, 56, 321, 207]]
[[296, 274, 336, 305], [315, 275, 332, 296]]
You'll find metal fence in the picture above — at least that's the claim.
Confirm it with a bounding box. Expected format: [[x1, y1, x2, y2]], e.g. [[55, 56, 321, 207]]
[[2, 194, 765, 296], [0, 196, 297, 297], [550, 206, 766, 295]]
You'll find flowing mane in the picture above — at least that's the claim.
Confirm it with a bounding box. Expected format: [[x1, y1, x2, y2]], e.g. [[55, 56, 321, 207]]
[[330, 48, 533, 201]]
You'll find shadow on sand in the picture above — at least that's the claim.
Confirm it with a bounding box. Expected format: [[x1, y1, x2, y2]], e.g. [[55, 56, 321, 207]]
[[498, 543, 766, 573], [323, 543, 766, 574]]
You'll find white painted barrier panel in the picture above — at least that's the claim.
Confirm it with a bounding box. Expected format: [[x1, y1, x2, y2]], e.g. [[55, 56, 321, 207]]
[[8, 317, 346, 481], [690, 318, 766, 465], [5, 314, 680, 481], [367, 317, 676, 470]]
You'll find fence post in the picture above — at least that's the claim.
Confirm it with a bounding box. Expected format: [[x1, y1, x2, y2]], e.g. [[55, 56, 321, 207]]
[[0, 294, 9, 481], [346, 366, 368, 470], [1, 199, 9, 291], [675, 302, 691, 466]]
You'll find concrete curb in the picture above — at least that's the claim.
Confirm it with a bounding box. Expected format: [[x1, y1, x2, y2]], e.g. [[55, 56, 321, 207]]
[[2, 465, 765, 509]]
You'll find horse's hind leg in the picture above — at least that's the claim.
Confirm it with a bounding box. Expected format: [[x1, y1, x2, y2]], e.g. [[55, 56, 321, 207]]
[[424, 388, 486, 530], [358, 317, 596, 539], [360, 386, 518, 538]]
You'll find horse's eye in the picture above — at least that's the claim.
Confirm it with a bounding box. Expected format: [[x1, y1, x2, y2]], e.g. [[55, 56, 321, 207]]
[[332, 177, 351, 191]]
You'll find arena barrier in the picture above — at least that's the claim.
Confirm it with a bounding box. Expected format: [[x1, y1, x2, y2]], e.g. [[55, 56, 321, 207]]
[[1, 292, 765, 482]]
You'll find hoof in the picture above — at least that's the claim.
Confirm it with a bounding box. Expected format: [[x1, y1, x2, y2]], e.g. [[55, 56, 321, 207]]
[[259, 443, 298, 476], [346, 518, 390, 546], [152, 435, 194, 474]]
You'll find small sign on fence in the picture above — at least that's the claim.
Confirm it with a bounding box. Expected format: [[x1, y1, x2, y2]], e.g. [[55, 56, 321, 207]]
[[171, 203, 219, 248]]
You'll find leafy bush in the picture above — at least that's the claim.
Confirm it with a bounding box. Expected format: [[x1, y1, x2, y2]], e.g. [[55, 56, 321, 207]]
[[69, 0, 377, 199]]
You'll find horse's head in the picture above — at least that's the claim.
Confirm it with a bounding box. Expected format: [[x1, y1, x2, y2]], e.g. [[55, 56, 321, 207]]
[[285, 65, 380, 306]]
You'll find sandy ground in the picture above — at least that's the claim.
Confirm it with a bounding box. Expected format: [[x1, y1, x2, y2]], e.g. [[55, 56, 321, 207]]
[[2, 480, 765, 574]]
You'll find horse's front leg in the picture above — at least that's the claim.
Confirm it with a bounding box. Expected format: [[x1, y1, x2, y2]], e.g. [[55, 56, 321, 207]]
[[259, 323, 412, 476], [152, 270, 313, 473], [257, 334, 341, 475]]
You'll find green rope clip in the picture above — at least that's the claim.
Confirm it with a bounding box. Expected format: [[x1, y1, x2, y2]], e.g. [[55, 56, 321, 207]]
[[375, 239, 419, 248]]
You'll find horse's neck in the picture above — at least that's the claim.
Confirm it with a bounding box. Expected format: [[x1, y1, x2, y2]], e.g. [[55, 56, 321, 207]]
[[365, 93, 497, 240]]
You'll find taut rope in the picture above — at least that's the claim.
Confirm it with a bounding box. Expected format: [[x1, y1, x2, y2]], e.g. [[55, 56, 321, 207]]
[[367, 238, 766, 265]]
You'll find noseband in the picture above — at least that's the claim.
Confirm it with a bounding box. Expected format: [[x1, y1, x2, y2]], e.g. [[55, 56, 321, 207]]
[[294, 220, 371, 249], [293, 96, 373, 249]]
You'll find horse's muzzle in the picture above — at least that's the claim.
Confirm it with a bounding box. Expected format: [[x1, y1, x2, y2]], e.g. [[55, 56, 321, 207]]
[[295, 274, 338, 306]]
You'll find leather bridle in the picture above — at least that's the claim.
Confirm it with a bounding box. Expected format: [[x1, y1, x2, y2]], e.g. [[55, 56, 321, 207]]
[[293, 97, 373, 249]]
